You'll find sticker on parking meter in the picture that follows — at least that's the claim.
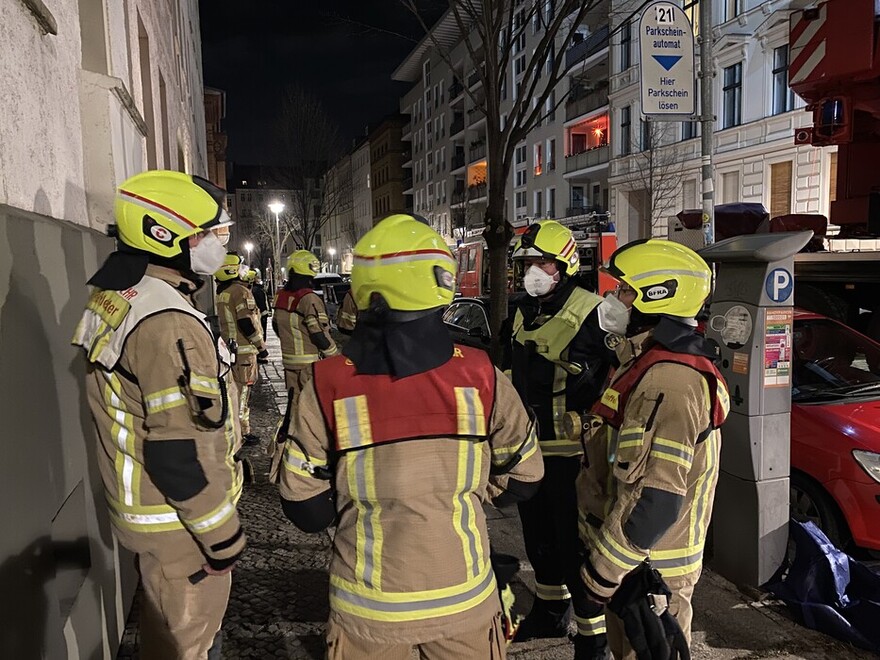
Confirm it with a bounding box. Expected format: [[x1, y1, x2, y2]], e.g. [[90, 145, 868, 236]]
[[765, 268, 793, 303], [764, 308, 793, 387], [712, 305, 753, 348]]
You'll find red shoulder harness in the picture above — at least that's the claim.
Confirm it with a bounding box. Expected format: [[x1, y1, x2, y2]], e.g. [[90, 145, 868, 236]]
[[313, 345, 497, 452], [592, 346, 728, 431], [274, 288, 312, 313]]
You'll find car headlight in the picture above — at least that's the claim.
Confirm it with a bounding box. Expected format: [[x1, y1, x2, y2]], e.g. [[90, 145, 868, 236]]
[[852, 450, 880, 484]]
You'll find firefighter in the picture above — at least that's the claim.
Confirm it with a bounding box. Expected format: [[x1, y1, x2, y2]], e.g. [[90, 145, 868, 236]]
[[335, 287, 358, 335], [250, 268, 271, 340], [72, 170, 246, 660], [576, 239, 730, 659], [268, 250, 338, 481], [508, 220, 615, 659], [278, 214, 545, 658], [216, 254, 268, 446]]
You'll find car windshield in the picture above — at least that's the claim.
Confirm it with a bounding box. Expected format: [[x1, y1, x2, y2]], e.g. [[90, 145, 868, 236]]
[[792, 319, 880, 402]]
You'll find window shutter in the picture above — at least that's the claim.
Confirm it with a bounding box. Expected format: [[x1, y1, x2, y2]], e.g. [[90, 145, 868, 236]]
[[769, 161, 793, 218], [828, 152, 838, 203]]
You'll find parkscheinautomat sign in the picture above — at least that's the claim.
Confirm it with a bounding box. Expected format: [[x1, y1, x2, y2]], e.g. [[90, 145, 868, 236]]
[[638, 2, 696, 116]]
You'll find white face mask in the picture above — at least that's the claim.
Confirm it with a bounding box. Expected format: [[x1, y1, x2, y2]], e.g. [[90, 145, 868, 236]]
[[597, 292, 632, 336], [189, 232, 227, 275], [523, 264, 558, 297]]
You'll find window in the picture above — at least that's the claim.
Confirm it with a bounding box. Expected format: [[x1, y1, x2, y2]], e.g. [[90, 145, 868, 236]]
[[683, 0, 699, 35], [682, 180, 697, 208], [545, 0, 555, 24], [548, 188, 556, 218], [829, 151, 838, 203], [434, 84, 440, 109], [620, 20, 631, 71], [515, 191, 527, 208], [721, 171, 740, 204], [772, 45, 795, 115], [724, 0, 741, 21], [682, 120, 698, 140], [548, 139, 556, 170], [534, 143, 544, 175], [546, 91, 556, 122], [769, 161, 793, 218], [440, 113, 446, 137], [535, 190, 543, 217], [546, 49, 555, 75], [723, 62, 743, 128], [516, 145, 527, 165], [423, 60, 431, 85], [515, 169, 527, 187], [620, 106, 631, 155], [641, 119, 652, 151], [514, 55, 526, 77], [441, 146, 446, 172]]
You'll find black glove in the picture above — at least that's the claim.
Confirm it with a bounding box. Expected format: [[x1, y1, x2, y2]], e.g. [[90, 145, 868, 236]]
[[607, 562, 690, 660], [257, 348, 269, 363]]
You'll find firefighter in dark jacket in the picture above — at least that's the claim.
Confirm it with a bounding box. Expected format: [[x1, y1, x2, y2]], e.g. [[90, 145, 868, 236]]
[[577, 239, 730, 659], [508, 220, 615, 659]]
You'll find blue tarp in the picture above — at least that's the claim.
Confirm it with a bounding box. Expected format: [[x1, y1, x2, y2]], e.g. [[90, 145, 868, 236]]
[[766, 520, 880, 653]]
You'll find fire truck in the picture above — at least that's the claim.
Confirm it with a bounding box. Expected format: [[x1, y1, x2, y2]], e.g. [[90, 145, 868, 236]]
[[671, 0, 880, 340]]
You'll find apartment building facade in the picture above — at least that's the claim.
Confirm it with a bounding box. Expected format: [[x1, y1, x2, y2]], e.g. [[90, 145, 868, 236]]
[[322, 138, 372, 273], [608, 0, 838, 245], [369, 115, 410, 221], [0, 1, 208, 657], [393, 2, 613, 245]]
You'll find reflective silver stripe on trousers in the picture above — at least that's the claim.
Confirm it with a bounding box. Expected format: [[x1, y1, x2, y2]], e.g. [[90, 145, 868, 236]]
[[458, 441, 481, 578]]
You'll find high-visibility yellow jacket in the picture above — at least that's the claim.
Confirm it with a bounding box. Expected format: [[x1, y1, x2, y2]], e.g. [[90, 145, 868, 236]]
[[72, 266, 245, 574], [578, 330, 730, 596], [336, 289, 358, 334], [280, 346, 544, 644], [511, 284, 606, 457]]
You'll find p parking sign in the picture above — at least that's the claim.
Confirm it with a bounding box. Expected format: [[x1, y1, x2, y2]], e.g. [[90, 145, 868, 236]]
[[765, 268, 793, 303]]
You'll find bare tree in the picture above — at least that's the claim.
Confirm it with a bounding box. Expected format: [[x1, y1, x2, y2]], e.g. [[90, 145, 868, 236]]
[[451, 182, 477, 241], [274, 86, 350, 253], [238, 207, 295, 276], [617, 120, 689, 239], [402, 0, 606, 361]]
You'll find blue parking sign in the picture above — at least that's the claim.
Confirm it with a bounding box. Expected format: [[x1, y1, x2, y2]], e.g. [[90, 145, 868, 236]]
[[765, 268, 793, 303]]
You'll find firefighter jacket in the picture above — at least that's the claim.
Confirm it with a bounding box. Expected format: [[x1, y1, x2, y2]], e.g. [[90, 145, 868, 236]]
[[577, 325, 730, 599], [279, 345, 544, 644], [72, 265, 245, 573], [274, 288, 338, 370], [217, 280, 265, 358], [511, 281, 612, 457], [336, 289, 358, 334]]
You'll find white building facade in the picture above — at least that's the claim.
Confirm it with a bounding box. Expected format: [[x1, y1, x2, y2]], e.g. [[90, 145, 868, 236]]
[[0, 1, 208, 657], [320, 138, 372, 274], [393, 2, 613, 244], [608, 0, 838, 245]]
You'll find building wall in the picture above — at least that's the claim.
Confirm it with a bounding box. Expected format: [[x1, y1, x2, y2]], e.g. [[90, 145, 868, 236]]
[[0, 1, 206, 657], [322, 154, 353, 273], [204, 88, 227, 189], [370, 117, 408, 222], [607, 0, 837, 245], [394, 3, 612, 245]]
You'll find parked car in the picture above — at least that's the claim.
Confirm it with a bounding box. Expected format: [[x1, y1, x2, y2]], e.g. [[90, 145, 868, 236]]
[[313, 272, 344, 297], [445, 297, 880, 552], [323, 282, 351, 326]]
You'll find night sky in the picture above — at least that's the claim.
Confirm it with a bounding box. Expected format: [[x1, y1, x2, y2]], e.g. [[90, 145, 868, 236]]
[[199, 1, 446, 167]]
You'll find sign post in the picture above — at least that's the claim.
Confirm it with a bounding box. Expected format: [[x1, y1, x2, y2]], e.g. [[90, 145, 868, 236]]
[[638, 2, 696, 116]]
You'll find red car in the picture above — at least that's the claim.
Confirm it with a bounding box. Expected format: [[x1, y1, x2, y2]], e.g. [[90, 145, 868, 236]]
[[791, 309, 880, 552]]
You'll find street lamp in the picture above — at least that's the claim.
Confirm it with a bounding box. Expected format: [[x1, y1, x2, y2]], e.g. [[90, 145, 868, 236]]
[[244, 241, 253, 265], [268, 201, 285, 289], [327, 246, 336, 273]]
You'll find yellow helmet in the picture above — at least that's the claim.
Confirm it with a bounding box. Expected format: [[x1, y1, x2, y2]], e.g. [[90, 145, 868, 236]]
[[215, 253, 243, 282], [511, 220, 580, 276], [286, 250, 320, 277], [606, 239, 713, 319], [351, 214, 456, 312], [114, 170, 231, 259], [243, 269, 257, 284]]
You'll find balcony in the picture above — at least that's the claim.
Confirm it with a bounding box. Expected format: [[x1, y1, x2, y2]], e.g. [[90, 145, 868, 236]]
[[564, 145, 610, 174], [468, 182, 487, 202], [402, 149, 412, 164], [402, 175, 413, 191], [449, 79, 465, 100], [450, 115, 465, 136], [565, 24, 610, 69], [467, 106, 485, 126], [469, 142, 487, 163], [566, 85, 610, 122], [467, 70, 481, 88], [451, 152, 466, 171], [402, 122, 412, 140]]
